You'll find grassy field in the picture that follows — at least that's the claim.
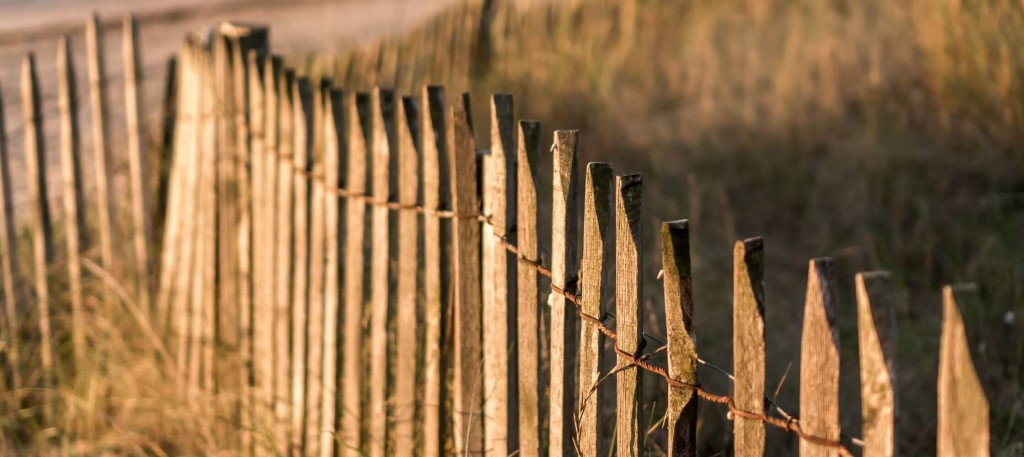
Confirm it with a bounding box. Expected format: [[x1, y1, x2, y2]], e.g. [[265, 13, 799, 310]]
[[309, 0, 1024, 454], [2, 0, 1022, 454]]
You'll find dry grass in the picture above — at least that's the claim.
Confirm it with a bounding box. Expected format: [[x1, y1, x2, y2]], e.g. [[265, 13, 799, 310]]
[[308, 0, 1024, 454], [2, 0, 1022, 454]]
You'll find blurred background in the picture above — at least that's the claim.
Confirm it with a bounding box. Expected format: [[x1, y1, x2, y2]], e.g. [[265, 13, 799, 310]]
[[1, 0, 1022, 455]]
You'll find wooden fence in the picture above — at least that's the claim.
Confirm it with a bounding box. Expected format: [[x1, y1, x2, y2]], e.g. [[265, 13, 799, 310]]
[[0, 18, 994, 457]]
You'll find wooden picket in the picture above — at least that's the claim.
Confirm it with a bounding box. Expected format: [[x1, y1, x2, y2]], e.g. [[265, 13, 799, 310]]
[[0, 16, 1003, 457]]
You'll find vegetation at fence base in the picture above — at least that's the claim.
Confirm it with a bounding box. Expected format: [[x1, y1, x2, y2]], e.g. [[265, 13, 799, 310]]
[[305, 0, 1024, 454]]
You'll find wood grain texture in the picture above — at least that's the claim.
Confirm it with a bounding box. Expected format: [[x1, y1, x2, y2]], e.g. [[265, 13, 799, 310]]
[[303, 80, 328, 456], [368, 87, 395, 457], [157, 45, 188, 335], [550, 130, 580, 457], [515, 120, 541, 457], [855, 271, 896, 457], [21, 54, 55, 405], [579, 162, 613, 457], [394, 95, 420, 457], [799, 258, 840, 457], [733, 237, 765, 457], [340, 91, 368, 456], [420, 86, 449, 457], [663, 220, 697, 457], [272, 69, 295, 451], [85, 14, 117, 309], [290, 77, 314, 456], [318, 87, 345, 457], [122, 14, 152, 313], [615, 174, 642, 457], [483, 93, 518, 456], [0, 83, 21, 393], [450, 93, 483, 455], [57, 36, 87, 372], [938, 284, 989, 457]]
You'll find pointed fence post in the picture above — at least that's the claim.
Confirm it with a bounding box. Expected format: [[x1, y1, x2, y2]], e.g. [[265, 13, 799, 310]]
[[856, 271, 897, 457], [340, 91, 369, 456], [938, 284, 989, 457], [483, 93, 518, 456], [734, 237, 765, 457], [799, 258, 840, 457], [319, 87, 346, 457], [614, 173, 642, 457], [420, 85, 449, 457], [86, 14, 117, 307], [579, 162, 613, 457], [515, 120, 542, 457], [550, 130, 580, 457], [22, 54, 55, 416], [450, 93, 483, 456], [663, 220, 697, 456], [0, 83, 21, 394], [123, 14, 152, 313], [394, 95, 421, 457], [272, 69, 296, 450], [57, 36, 87, 372], [368, 87, 396, 457]]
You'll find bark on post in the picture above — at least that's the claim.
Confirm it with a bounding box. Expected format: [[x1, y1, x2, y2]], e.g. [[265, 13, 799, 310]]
[[450, 93, 483, 456], [550, 130, 580, 457], [614, 174, 642, 457], [515, 120, 541, 457], [856, 271, 897, 457], [799, 258, 840, 457], [734, 237, 765, 457], [578, 162, 613, 457]]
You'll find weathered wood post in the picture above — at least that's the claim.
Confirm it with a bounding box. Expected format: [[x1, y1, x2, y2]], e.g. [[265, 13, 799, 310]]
[[0, 84, 21, 394], [579, 162, 613, 457], [289, 77, 314, 455], [663, 220, 697, 456], [85, 14, 117, 306], [615, 173, 642, 457], [57, 36, 87, 372], [483, 93, 518, 456], [22, 54, 55, 413], [340, 91, 369, 456], [394, 95, 420, 457], [122, 14, 152, 313], [734, 237, 765, 456], [450, 93, 483, 455], [420, 86, 449, 457], [515, 120, 542, 457], [799, 258, 840, 457], [318, 87, 345, 457], [367, 87, 395, 457], [856, 271, 897, 457], [938, 284, 989, 457], [550, 130, 580, 457], [272, 68, 296, 449]]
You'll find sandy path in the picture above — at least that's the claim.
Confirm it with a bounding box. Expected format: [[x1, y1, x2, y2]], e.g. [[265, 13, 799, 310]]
[[0, 0, 460, 213]]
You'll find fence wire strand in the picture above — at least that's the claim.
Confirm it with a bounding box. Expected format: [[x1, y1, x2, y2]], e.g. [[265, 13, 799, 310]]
[[266, 150, 858, 456]]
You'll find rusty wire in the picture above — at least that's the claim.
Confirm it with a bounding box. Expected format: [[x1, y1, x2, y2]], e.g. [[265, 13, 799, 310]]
[[273, 150, 856, 456]]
